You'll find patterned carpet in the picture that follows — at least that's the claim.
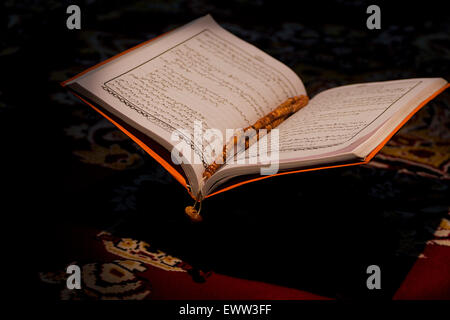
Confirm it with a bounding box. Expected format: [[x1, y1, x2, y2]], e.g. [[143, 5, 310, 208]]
[[3, 0, 449, 300]]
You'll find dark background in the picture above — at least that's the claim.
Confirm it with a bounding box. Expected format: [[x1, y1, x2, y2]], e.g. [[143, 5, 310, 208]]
[[2, 0, 449, 300]]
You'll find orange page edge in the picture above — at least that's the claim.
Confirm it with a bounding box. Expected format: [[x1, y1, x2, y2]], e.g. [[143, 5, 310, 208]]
[[69, 92, 193, 198]]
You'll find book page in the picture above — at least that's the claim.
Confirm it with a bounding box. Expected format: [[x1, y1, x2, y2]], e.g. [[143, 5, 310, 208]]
[[275, 78, 446, 160], [68, 15, 305, 194]]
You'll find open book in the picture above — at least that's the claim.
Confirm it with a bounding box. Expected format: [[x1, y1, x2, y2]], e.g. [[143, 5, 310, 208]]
[[63, 15, 448, 201]]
